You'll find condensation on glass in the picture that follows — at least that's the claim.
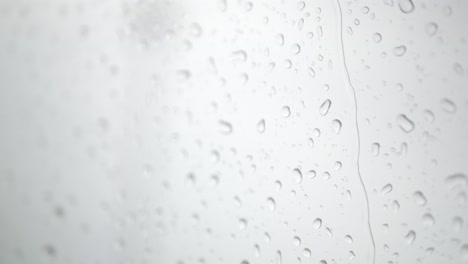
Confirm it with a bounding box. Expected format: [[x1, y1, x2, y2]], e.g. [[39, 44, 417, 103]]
[[0, 0, 467, 263]]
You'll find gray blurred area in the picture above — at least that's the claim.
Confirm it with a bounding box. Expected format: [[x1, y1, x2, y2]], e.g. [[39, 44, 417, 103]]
[[0, 0, 468, 263]]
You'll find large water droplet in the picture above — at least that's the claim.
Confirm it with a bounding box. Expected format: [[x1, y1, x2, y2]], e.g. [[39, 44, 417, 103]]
[[293, 236, 302, 246]]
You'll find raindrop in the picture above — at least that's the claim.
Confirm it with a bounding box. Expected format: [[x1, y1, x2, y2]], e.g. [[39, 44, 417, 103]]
[[331, 119, 342, 134], [291, 43, 301, 55], [425, 22, 438, 36], [293, 236, 302, 246], [219, 120, 233, 134], [413, 191, 427, 206], [293, 168, 303, 184], [313, 218, 322, 229], [297, 1, 305, 10], [308, 67, 316, 78], [371, 143, 380, 156], [266, 197, 276, 212], [405, 230, 416, 244], [307, 170, 317, 178], [320, 99, 332, 116], [398, 0, 415, 13], [393, 45, 407, 56], [372, 33, 382, 43], [275, 34, 285, 46], [422, 213, 435, 226], [232, 50, 247, 62], [282, 106, 291, 118], [384, 0, 394, 6], [239, 218, 248, 230], [303, 248, 311, 258], [344, 235, 353, 244], [275, 180, 282, 191], [392, 200, 400, 212], [441, 98, 456, 113], [257, 119, 266, 133], [322, 171, 330, 180], [381, 184, 393, 195], [397, 114, 415, 133]]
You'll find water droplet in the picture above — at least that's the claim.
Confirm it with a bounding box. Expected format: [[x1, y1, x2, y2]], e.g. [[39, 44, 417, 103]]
[[393, 45, 407, 56], [331, 119, 342, 134], [445, 173, 468, 189], [461, 244, 468, 261], [319, 99, 332, 116], [392, 200, 400, 212], [232, 50, 247, 62], [413, 191, 427, 206], [371, 143, 380, 156], [344, 235, 353, 244], [293, 168, 303, 184], [291, 43, 301, 55], [282, 106, 291, 118], [312, 128, 321, 137], [423, 110, 435, 122], [275, 180, 283, 191], [422, 213, 435, 226], [293, 236, 302, 246], [441, 98, 456, 113], [372, 33, 382, 43], [254, 244, 261, 257], [275, 34, 285, 46], [303, 248, 311, 258], [219, 120, 233, 134], [322, 171, 330, 180], [397, 114, 415, 133], [313, 218, 322, 229], [405, 230, 416, 244], [425, 22, 438, 36], [398, 0, 415, 13], [266, 197, 276, 212], [297, 1, 305, 10], [239, 218, 248, 230], [307, 170, 317, 178], [381, 184, 393, 195], [308, 138, 315, 148], [319, 260, 327, 264], [257, 119, 266, 133], [308, 67, 316, 78], [334, 161, 342, 171], [234, 196, 242, 208], [384, 0, 394, 6]]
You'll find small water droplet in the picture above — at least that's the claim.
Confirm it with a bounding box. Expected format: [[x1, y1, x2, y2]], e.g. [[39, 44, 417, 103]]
[[257, 119, 266, 133], [381, 184, 393, 195], [344, 235, 353, 244], [275, 180, 283, 191], [219, 120, 233, 134], [313, 218, 322, 229], [397, 114, 415, 133], [308, 67, 316, 78], [293, 168, 303, 184], [266, 197, 276, 212], [320, 99, 332, 116], [422, 213, 435, 226], [398, 0, 415, 13], [307, 170, 317, 178], [405, 230, 416, 244], [372, 33, 382, 43], [303, 248, 311, 258], [239, 218, 248, 230], [371, 143, 380, 156], [441, 98, 456, 113], [331, 119, 342, 134], [275, 34, 285, 46], [452, 216, 463, 232], [293, 236, 302, 246], [282, 106, 291, 118], [413, 191, 427, 206], [393, 45, 407, 56], [291, 43, 301, 55], [425, 22, 438, 36]]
